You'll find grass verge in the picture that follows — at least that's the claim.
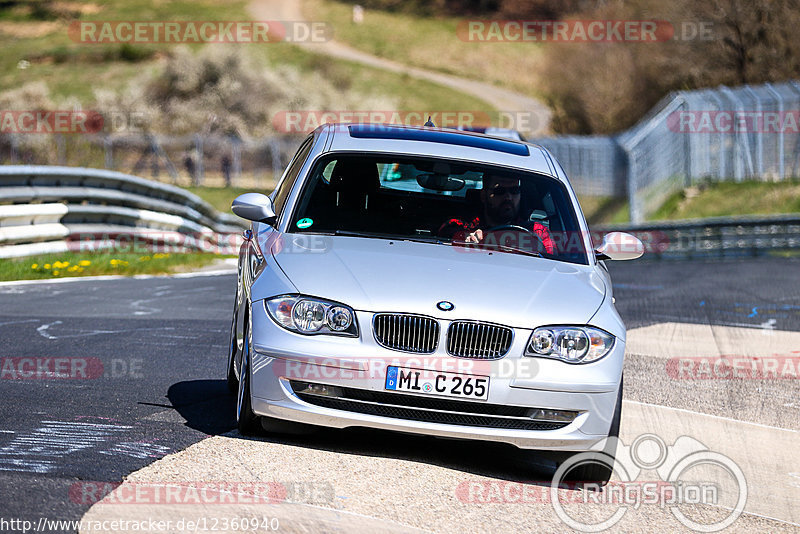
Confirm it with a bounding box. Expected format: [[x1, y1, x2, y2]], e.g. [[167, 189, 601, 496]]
[[303, 0, 545, 100], [183, 185, 276, 214], [0, 252, 225, 282], [651, 180, 800, 221]]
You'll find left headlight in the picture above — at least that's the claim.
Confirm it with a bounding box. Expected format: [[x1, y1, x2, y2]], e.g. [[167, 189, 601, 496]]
[[524, 326, 614, 364], [265, 295, 358, 337]]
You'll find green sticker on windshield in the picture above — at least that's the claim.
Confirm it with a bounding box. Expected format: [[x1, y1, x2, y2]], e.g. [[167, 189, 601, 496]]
[[296, 218, 314, 229]]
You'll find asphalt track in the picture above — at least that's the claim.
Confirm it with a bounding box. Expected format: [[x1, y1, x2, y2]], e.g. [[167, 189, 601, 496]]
[[0, 257, 798, 532]]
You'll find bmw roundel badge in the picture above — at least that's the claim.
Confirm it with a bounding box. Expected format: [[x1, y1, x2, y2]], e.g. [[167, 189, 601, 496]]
[[436, 301, 455, 312]]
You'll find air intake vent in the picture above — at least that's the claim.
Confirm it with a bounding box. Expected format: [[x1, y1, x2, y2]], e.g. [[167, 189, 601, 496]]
[[446, 321, 513, 359], [373, 313, 439, 353]]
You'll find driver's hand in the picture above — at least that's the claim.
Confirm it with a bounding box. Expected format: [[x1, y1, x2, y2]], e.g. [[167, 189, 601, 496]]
[[465, 229, 483, 243]]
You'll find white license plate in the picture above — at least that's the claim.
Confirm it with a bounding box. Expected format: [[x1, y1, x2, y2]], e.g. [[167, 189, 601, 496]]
[[385, 366, 489, 401]]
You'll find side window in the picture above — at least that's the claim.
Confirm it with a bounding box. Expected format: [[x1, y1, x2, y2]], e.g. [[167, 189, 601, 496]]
[[273, 136, 313, 216]]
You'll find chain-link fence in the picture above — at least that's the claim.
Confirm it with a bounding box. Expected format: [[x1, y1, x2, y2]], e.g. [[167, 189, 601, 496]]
[[533, 80, 800, 222], [2, 80, 799, 222]]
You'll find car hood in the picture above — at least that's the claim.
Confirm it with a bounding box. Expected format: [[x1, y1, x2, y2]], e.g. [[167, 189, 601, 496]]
[[268, 235, 606, 329]]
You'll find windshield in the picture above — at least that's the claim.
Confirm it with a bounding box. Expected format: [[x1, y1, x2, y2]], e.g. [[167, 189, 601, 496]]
[[289, 154, 588, 264]]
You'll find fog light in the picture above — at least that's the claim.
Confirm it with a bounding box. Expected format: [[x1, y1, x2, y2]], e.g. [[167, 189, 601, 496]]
[[293, 382, 343, 397], [529, 408, 578, 423]]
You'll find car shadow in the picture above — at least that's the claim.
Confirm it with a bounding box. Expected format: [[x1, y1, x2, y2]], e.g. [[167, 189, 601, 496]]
[[166, 379, 237, 435], [165, 379, 561, 486], [233, 420, 558, 486]]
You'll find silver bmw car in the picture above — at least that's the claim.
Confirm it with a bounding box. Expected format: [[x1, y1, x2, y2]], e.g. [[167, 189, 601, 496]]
[[228, 123, 643, 481]]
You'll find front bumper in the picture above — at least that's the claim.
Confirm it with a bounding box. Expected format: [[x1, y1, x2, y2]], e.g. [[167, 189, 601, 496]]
[[249, 306, 624, 451]]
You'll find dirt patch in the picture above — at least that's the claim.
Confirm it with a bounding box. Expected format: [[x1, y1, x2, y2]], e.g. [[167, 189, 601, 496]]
[[0, 21, 61, 38]]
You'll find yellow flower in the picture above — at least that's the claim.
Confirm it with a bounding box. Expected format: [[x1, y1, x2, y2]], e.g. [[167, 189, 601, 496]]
[[31, 264, 39, 270], [52, 270, 60, 276], [68, 265, 79, 272], [79, 260, 91, 267], [139, 256, 151, 262], [44, 264, 51, 270]]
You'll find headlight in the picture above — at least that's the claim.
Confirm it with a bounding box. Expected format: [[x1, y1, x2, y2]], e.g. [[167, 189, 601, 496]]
[[265, 295, 358, 336], [525, 326, 614, 363]]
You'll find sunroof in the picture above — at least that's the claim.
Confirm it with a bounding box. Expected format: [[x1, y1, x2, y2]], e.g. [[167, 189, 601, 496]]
[[348, 125, 530, 156]]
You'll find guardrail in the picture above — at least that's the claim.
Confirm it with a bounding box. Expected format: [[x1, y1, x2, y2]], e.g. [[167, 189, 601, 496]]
[[0, 166, 247, 259], [596, 214, 800, 260]]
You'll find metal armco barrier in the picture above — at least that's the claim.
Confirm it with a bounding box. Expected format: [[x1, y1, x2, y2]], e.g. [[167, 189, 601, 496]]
[[0, 166, 247, 259], [596, 214, 800, 260]]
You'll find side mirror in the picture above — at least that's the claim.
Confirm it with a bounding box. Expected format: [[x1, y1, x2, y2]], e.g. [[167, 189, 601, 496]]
[[231, 193, 276, 224], [595, 231, 644, 261]]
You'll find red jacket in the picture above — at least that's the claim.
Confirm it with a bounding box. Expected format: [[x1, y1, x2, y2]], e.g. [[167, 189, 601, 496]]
[[439, 216, 555, 254]]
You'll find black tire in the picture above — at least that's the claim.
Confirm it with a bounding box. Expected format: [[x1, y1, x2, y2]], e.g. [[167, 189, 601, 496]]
[[236, 309, 261, 435], [226, 304, 239, 393], [260, 416, 318, 436], [550, 376, 623, 485]]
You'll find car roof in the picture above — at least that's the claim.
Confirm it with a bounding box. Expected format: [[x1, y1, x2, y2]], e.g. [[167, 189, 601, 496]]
[[318, 123, 562, 180]]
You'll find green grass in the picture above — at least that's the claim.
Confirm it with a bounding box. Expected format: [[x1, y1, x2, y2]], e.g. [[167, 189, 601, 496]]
[[252, 43, 493, 112], [578, 196, 630, 226], [0, 0, 491, 119], [304, 0, 546, 100], [0, 252, 225, 282], [0, 0, 252, 97], [651, 180, 800, 221], [184, 185, 276, 214]]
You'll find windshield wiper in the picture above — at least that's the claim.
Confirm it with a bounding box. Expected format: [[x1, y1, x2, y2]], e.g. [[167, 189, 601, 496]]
[[334, 230, 447, 245], [451, 240, 542, 258]]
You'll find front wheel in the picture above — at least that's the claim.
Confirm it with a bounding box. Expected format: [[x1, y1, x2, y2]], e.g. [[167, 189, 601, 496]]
[[547, 376, 623, 485], [236, 309, 261, 435]]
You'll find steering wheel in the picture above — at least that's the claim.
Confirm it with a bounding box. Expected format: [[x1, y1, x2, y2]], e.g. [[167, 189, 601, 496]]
[[482, 224, 548, 255], [484, 224, 535, 235]]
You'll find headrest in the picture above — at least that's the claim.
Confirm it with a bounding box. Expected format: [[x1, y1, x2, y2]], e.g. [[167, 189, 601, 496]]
[[329, 158, 380, 193]]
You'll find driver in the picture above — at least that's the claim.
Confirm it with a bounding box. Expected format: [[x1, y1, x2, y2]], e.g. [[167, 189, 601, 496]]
[[439, 174, 555, 254]]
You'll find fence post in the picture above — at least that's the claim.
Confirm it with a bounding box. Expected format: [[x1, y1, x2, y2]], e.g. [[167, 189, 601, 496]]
[[743, 85, 763, 178], [681, 98, 691, 186], [104, 135, 113, 170], [626, 147, 642, 224], [194, 134, 204, 186], [56, 134, 66, 165], [270, 138, 282, 183], [764, 83, 785, 180], [231, 135, 242, 185]]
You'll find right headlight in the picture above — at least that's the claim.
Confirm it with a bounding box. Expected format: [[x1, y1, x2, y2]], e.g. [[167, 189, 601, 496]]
[[524, 326, 614, 364], [265, 295, 358, 337]]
